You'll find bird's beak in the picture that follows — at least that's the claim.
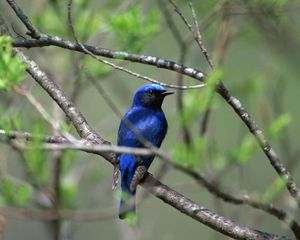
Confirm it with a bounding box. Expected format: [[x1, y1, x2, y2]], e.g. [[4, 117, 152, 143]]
[[161, 90, 174, 96]]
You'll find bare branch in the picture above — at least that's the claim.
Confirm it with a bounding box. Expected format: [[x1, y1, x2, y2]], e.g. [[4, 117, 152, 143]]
[[188, 0, 214, 69], [6, 0, 43, 38], [2, 127, 300, 238], [217, 83, 300, 208], [12, 37, 206, 83], [142, 174, 290, 240], [0, 129, 67, 144], [1, 1, 299, 238]]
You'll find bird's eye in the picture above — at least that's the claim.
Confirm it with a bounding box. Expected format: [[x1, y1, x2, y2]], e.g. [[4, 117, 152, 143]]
[[147, 90, 154, 96]]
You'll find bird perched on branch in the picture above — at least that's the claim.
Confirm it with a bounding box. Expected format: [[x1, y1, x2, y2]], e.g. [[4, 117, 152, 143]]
[[117, 84, 173, 220]]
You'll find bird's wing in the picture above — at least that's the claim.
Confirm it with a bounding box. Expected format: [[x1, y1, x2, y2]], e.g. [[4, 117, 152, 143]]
[[117, 107, 167, 148]]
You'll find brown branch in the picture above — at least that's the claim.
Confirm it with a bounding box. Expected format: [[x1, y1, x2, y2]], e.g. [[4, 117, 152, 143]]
[[14, 47, 286, 239], [142, 174, 290, 240], [159, 1, 192, 145], [188, 0, 214, 69], [6, 0, 43, 38], [1, 1, 299, 238], [216, 83, 300, 208], [0, 129, 68, 144], [2, 128, 300, 238]]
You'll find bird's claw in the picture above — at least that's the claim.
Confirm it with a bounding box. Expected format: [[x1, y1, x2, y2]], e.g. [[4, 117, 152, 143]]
[[112, 164, 120, 190], [130, 165, 147, 192]]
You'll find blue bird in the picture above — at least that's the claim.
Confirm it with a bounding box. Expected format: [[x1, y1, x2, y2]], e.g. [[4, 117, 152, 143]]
[[117, 84, 173, 219]]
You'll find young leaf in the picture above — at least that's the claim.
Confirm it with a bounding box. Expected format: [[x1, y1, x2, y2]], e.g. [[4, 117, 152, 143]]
[[268, 113, 291, 139], [0, 176, 33, 207], [0, 36, 27, 90], [109, 6, 160, 52]]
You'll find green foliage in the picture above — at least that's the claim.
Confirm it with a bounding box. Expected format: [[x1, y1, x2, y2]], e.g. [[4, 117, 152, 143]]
[[59, 151, 78, 208], [74, 0, 90, 8], [173, 137, 207, 169], [0, 116, 13, 133], [0, 113, 22, 132], [182, 69, 223, 126], [230, 75, 263, 100], [83, 58, 111, 77], [231, 114, 291, 164], [59, 121, 72, 133], [231, 136, 257, 164], [33, 5, 66, 37], [23, 124, 49, 185], [110, 6, 161, 52], [172, 69, 223, 169], [0, 176, 33, 207], [262, 176, 287, 203], [74, 10, 104, 40], [249, 0, 288, 18], [211, 152, 227, 171], [60, 176, 78, 208], [268, 113, 291, 139], [0, 36, 27, 90], [60, 151, 77, 175], [252, 0, 288, 8], [34, 1, 104, 39]]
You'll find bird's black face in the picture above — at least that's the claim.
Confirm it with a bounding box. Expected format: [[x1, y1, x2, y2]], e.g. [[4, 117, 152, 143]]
[[139, 89, 173, 109]]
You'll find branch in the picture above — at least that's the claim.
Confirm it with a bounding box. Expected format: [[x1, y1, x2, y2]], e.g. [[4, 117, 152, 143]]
[[0, 129, 68, 144], [6, 0, 43, 38], [170, 162, 300, 239], [142, 174, 290, 240], [12, 37, 206, 82], [216, 83, 300, 208], [1, 2, 298, 238], [169, 0, 214, 69], [11, 42, 283, 240], [2, 127, 300, 238]]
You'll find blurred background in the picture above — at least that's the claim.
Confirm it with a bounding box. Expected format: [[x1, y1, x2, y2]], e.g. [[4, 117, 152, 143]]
[[0, 0, 300, 239]]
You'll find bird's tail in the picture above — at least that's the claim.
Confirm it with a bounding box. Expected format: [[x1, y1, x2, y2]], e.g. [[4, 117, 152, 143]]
[[119, 154, 137, 221], [119, 188, 136, 219]]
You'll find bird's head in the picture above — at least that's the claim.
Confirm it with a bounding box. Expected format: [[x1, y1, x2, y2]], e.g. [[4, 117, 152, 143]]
[[132, 84, 174, 109]]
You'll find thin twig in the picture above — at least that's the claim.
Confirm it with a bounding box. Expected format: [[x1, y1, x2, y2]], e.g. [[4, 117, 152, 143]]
[[6, 0, 43, 38], [2, 126, 300, 238], [159, 1, 192, 146], [13, 87, 75, 142], [188, 0, 214, 69], [2, 1, 299, 238]]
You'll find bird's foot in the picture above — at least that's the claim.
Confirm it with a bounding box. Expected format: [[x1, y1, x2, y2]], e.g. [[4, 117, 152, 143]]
[[112, 163, 119, 190], [130, 165, 147, 192]]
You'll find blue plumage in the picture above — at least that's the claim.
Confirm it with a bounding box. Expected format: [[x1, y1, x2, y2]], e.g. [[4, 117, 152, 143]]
[[117, 84, 173, 219]]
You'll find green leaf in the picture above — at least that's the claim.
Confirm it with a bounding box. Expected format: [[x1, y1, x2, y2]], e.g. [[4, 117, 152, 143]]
[[0, 36, 27, 90], [262, 176, 287, 203], [268, 113, 291, 139], [211, 152, 227, 171], [172, 137, 207, 169], [0, 176, 33, 206], [74, 10, 105, 40], [110, 6, 161, 52], [0, 116, 12, 133], [60, 177, 78, 208], [23, 124, 49, 184], [61, 150, 77, 175], [33, 6, 66, 37], [231, 135, 257, 164], [83, 57, 111, 77], [182, 68, 223, 125]]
